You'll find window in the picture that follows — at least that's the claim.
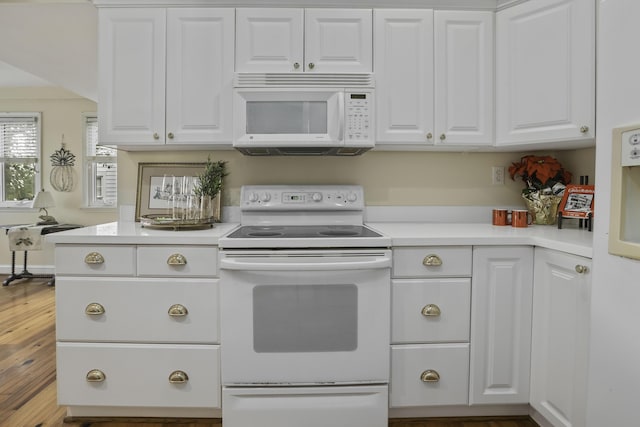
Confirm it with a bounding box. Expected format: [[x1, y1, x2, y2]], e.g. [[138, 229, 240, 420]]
[[0, 112, 41, 207], [84, 114, 117, 207]]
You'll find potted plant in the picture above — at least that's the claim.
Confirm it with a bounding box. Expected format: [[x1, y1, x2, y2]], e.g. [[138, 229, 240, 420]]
[[193, 157, 228, 222], [508, 155, 572, 224]]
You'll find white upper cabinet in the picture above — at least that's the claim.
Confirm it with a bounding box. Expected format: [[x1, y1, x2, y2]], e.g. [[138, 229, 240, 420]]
[[236, 8, 372, 73], [98, 9, 166, 146], [434, 11, 494, 146], [375, 10, 493, 147], [374, 9, 434, 145], [166, 9, 235, 145], [98, 8, 234, 148], [495, 0, 595, 146]]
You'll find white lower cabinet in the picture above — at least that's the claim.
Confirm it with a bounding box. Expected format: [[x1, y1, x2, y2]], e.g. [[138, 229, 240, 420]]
[[470, 246, 533, 405], [57, 343, 220, 408], [391, 344, 470, 407], [530, 248, 591, 427], [55, 243, 221, 415], [390, 246, 472, 408]]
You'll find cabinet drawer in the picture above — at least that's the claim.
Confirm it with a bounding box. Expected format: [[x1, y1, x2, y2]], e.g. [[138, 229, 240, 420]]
[[137, 245, 218, 277], [390, 343, 469, 407], [392, 278, 471, 344], [55, 245, 136, 276], [56, 277, 219, 343], [57, 343, 220, 408], [393, 246, 472, 278]]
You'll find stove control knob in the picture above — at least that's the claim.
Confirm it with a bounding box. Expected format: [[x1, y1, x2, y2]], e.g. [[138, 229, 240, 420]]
[[248, 192, 259, 203], [312, 192, 323, 202], [260, 192, 271, 203], [346, 192, 358, 202]]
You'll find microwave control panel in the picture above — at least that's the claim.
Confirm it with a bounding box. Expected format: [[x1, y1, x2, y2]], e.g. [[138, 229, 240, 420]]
[[345, 91, 372, 142]]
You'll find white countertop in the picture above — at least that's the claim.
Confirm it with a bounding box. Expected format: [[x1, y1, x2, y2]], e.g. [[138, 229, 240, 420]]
[[45, 221, 239, 245], [45, 219, 592, 258], [367, 222, 593, 258]]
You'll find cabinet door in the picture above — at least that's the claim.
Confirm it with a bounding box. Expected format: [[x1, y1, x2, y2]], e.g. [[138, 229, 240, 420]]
[[166, 9, 234, 145], [98, 8, 166, 145], [470, 246, 533, 405], [374, 9, 434, 145], [305, 9, 372, 73], [235, 8, 303, 72], [530, 248, 591, 427], [434, 11, 493, 146], [496, 0, 595, 146]]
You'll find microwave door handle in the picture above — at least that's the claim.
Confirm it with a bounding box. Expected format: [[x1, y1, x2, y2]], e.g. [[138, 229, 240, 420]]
[[338, 91, 345, 142]]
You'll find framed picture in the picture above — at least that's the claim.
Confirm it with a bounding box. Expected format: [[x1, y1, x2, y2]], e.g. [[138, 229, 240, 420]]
[[135, 162, 205, 221], [558, 184, 595, 219]]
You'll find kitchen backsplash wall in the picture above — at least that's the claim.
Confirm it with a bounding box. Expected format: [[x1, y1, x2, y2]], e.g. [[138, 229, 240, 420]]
[[121, 148, 596, 211], [0, 88, 595, 270]]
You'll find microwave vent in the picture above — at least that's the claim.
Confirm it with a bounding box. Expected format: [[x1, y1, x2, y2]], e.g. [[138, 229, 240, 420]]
[[234, 73, 374, 88]]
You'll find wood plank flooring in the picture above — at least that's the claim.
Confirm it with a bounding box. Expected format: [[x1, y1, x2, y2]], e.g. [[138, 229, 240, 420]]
[[0, 276, 538, 427]]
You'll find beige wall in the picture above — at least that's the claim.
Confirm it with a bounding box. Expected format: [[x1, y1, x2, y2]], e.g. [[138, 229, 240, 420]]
[[0, 88, 596, 271], [0, 88, 113, 269]]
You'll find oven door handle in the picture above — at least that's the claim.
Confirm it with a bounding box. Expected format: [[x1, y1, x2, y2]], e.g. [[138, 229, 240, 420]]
[[220, 257, 391, 271]]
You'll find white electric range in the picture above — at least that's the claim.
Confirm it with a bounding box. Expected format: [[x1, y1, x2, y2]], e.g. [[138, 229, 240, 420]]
[[218, 185, 391, 427]]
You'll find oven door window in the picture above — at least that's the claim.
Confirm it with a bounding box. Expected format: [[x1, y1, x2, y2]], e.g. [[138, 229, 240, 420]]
[[246, 101, 328, 135], [253, 284, 357, 353]]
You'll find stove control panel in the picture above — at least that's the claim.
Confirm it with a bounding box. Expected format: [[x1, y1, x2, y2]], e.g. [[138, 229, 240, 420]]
[[241, 185, 364, 210]]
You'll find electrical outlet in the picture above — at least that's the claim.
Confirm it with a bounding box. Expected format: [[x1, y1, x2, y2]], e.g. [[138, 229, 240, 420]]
[[492, 166, 505, 185]]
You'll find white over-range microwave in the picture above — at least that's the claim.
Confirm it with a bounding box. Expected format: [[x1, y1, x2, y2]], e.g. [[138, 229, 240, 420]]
[[233, 73, 374, 156]]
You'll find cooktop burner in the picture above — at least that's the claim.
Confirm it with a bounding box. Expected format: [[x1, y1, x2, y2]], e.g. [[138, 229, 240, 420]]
[[227, 225, 382, 239]]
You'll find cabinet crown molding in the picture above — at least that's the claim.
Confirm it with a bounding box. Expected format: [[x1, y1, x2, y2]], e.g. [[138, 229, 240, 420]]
[[91, 0, 499, 11]]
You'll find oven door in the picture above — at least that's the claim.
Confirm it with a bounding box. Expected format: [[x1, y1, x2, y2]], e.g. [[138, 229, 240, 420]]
[[220, 249, 391, 386]]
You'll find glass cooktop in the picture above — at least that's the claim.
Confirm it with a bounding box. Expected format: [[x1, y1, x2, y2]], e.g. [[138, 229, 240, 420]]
[[226, 225, 383, 239]]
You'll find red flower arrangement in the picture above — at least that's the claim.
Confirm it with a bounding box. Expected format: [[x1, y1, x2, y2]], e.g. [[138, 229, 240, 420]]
[[508, 155, 572, 194]]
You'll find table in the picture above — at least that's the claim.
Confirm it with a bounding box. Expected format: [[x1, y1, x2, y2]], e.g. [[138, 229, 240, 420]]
[[2, 224, 82, 286]]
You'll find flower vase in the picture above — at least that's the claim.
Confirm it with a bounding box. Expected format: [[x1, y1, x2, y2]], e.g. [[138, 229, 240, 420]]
[[522, 192, 562, 225]]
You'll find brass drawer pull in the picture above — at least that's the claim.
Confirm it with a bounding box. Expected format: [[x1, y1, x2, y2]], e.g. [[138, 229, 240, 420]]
[[421, 304, 441, 317], [85, 303, 105, 316], [168, 370, 189, 384], [420, 369, 440, 383], [167, 253, 187, 266], [168, 304, 188, 317], [86, 369, 106, 382], [84, 252, 105, 265], [422, 254, 443, 267]]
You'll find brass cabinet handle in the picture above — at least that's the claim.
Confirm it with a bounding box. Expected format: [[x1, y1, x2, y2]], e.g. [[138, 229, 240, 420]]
[[86, 369, 106, 382], [293, 62, 300, 70], [153, 132, 160, 140], [167, 253, 187, 266], [167, 132, 174, 139], [420, 369, 440, 383], [168, 370, 189, 384], [168, 304, 188, 317], [421, 304, 441, 317], [85, 302, 105, 316], [426, 133, 433, 140], [580, 125, 589, 133], [422, 254, 443, 267], [84, 252, 105, 265], [308, 62, 315, 70], [440, 133, 446, 140], [575, 265, 589, 274]]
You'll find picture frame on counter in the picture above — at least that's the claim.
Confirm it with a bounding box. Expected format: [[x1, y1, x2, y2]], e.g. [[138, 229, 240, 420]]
[[134, 162, 205, 221], [558, 184, 595, 219]]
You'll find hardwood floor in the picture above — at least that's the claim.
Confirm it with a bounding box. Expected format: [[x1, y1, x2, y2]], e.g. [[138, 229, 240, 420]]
[[0, 277, 538, 427]]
